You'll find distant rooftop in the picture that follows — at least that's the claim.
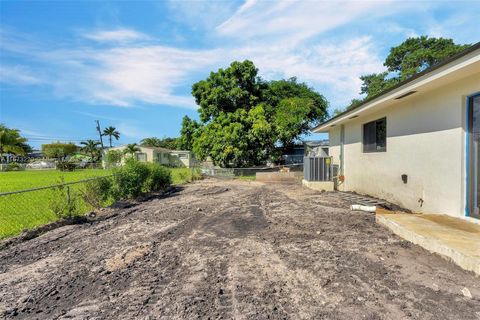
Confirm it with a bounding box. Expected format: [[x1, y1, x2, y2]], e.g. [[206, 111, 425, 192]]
[[304, 140, 329, 147]]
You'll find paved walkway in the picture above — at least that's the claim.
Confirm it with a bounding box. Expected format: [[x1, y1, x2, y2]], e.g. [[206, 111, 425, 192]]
[[377, 211, 480, 275]]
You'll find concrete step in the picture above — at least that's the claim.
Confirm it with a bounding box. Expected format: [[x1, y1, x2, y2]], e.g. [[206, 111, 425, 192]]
[[376, 212, 480, 276]]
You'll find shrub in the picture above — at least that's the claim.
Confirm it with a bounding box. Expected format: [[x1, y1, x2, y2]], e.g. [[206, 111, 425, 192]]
[[177, 170, 189, 183], [105, 150, 123, 168], [49, 179, 81, 219], [111, 158, 150, 199], [80, 177, 113, 209], [144, 163, 172, 192], [111, 159, 172, 199], [57, 161, 76, 171], [5, 162, 24, 171]]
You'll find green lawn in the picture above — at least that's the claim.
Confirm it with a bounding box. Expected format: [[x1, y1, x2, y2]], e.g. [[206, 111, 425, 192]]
[[0, 169, 112, 193], [236, 175, 256, 181], [0, 167, 200, 239], [0, 169, 113, 239]]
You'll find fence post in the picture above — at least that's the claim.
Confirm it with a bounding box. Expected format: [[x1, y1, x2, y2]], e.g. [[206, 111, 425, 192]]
[[66, 185, 71, 213]]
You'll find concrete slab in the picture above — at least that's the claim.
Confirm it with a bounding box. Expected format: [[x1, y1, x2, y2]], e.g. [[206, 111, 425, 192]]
[[302, 179, 334, 191], [256, 172, 297, 183], [376, 212, 480, 275]]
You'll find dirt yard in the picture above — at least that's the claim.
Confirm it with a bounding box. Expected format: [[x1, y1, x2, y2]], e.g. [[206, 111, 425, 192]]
[[1, 179, 479, 320]]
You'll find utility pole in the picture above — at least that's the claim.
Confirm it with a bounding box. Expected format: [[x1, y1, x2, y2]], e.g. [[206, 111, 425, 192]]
[[95, 120, 105, 149]]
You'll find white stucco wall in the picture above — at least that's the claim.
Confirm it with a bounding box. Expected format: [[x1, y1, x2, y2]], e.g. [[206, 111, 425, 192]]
[[328, 73, 480, 217]]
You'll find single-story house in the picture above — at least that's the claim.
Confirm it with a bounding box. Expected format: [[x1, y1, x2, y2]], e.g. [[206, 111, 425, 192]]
[[313, 42, 480, 222], [104, 146, 195, 168], [169, 150, 195, 168]]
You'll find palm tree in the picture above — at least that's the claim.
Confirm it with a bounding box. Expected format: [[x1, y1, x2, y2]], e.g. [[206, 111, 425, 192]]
[[0, 124, 29, 161], [123, 143, 141, 156], [80, 140, 101, 162], [102, 126, 120, 148], [140, 137, 162, 148]]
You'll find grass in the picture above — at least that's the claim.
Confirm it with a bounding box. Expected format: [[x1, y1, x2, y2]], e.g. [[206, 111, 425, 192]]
[[0, 167, 200, 240], [236, 175, 256, 181], [170, 167, 202, 185], [0, 169, 113, 240], [0, 169, 112, 192]]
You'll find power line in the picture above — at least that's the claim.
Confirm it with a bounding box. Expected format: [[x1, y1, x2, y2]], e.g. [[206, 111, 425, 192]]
[[24, 136, 95, 141]]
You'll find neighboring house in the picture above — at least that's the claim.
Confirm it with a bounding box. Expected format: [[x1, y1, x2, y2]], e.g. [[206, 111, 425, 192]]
[[282, 145, 305, 164], [169, 150, 194, 168], [105, 146, 195, 167], [313, 42, 480, 221]]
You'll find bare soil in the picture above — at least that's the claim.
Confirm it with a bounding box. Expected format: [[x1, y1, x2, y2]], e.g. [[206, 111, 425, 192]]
[[1, 179, 479, 320]]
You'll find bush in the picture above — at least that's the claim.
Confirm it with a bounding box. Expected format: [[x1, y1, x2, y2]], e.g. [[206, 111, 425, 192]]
[[111, 159, 172, 199], [57, 161, 76, 171], [144, 163, 172, 192], [105, 150, 123, 168], [5, 162, 24, 171], [111, 159, 150, 199], [49, 180, 81, 219], [177, 171, 189, 183], [80, 177, 113, 209]]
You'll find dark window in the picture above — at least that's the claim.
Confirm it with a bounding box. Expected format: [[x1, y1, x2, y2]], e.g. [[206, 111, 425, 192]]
[[363, 118, 386, 153]]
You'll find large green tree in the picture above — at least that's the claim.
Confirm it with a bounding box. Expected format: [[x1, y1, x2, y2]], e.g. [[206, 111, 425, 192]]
[[42, 142, 77, 159], [0, 124, 31, 155], [267, 78, 328, 146], [177, 116, 202, 151], [192, 60, 267, 122], [193, 105, 274, 167], [361, 36, 470, 98], [186, 60, 328, 167]]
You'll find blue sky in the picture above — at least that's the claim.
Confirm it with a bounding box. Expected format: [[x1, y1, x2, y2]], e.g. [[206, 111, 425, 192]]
[[1, 0, 479, 148]]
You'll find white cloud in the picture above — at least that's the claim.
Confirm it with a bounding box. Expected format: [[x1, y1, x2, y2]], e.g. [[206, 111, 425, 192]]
[[166, 0, 238, 30], [382, 23, 419, 38], [424, 11, 480, 44], [86, 46, 219, 107], [0, 27, 383, 109], [230, 37, 384, 106], [0, 64, 42, 85], [1, 29, 221, 108], [3, 0, 478, 112], [217, 0, 394, 45], [83, 28, 149, 43], [117, 122, 152, 139]]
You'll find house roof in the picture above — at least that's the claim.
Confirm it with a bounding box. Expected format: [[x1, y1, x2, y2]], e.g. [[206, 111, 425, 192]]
[[140, 146, 173, 152], [304, 140, 329, 147], [108, 145, 172, 152], [313, 41, 480, 133]]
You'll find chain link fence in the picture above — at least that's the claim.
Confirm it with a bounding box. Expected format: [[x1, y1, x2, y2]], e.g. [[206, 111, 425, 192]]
[[200, 164, 303, 179], [0, 176, 113, 240]]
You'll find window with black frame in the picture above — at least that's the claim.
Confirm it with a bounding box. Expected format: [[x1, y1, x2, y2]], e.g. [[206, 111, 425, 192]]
[[363, 118, 386, 153]]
